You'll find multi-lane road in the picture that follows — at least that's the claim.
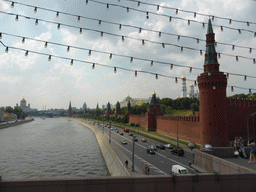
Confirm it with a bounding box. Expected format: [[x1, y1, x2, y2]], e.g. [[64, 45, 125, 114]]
[[95, 121, 195, 175]]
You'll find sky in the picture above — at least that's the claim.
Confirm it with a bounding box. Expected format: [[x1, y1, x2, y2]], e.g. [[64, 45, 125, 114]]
[[0, 0, 255, 110]]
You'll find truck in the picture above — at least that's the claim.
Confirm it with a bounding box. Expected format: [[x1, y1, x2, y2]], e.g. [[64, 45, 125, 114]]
[[171, 165, 189, 175], [124, 127, 129, 133]]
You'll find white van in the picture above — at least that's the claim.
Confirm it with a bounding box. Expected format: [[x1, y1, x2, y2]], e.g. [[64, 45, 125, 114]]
[[171, 165, 189, 174]]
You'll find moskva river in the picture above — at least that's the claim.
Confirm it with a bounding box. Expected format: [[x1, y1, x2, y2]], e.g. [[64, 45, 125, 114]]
[[0, 117, 109, 179]]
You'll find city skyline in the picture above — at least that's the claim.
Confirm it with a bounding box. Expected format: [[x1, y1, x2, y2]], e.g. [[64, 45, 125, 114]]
[[0, 0, 255, 109]]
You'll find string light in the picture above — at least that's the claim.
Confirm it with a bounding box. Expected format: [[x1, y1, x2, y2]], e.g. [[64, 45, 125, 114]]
[[130, 57, 133, 63], [236, 56, 239, 62], [92, 63, 95, 69], [232, 45, 235, 51], [177, 35, 180, 41], [229, 19, 232, 24], [67, 46, 70, 52], [197, 39, 199, 44], [35, 19, 38, 25], [15, 15, 18, 21], [194, 81, 197, 86], [151, 61, 153, 67], [146, 12, 149, 19], [238, 29, 241, 34], [155, 74, 158, 80], [175, 77, 178, 83], [122, 36, 124, 42], [158, 32, 161, 38], [85, 0, 88, 5], [11, 2, 14, 8], [254, 32, 256, 38], [44, 42, 48, 48], [180, 47, 183, 52], [247, 22, 250, 27], [218, 53, 221, 58], [221, 26, 223, 31], [48, 55, 51, 61], [0, 33, 2, 39], [202, 23, 205, 28], [114, 67, 117, 73], [88, 50, 91, 56], [253, 59, 256, 64], [22, 37, 25, 44], [157, 5, 160, 11], [214, 42, 217, 47], [142, 39, 145, 45], [162, 43, 165, 48], [170, 64, 173, 70], [77, 16, 80, 22], [101, 32, 103, 37], [231, 86, 234, 92], [109, 53, 112, 60], [56, 12, 59, 18], [57, 23, 60, 29], [249, 48, 252, 53], [127, 7, 129, 12], [98, 20, 101, 26], [5, 47, 8, 53], [80, 28, 82, 34], [169, 16, 172, 22], [226, 73, 229, 79], [135, 71, 137, 77], [194, 12, 196, 18], [188, 20, 190, 25], [189, 67, 192, 73], [106, 4, 109, 9], [212, 16, 214, 21], [176, 9, 178, 14], [34, 7, 37, 13], [244, 75, 247, 81], [200, 50, 203, 55], [137, 1, 140, 7], [249, 89, 252, 94], [25, 50, 28, 56], [70, 59, 73, 65], [119, 24, 122, 30], [139, 28, 142, 33]]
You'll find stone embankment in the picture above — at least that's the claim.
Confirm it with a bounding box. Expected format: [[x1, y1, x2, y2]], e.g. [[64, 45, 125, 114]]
[[0, 119, 34, 129], [72, 118, 130, 177]]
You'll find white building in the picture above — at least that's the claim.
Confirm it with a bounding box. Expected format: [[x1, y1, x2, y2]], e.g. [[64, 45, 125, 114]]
[[180, 75, 199, 99]]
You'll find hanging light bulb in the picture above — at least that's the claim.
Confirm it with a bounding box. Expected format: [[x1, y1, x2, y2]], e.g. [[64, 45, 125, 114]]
[[218, 53, 221, 58], [202, 23, 205, 28], [170, 64, 173, 70], [35, 19, 38, 25], [146, 12, 149, 19], [77, 16, 80, 22], [48, 55, 51, 61], [194, 12, 196, 18], [249, 89, 252, 94], [139, 28, 142, 33], [101, 32, 103, 37], [229, 19, 232, 24], [188, 20, 190, 25], [247, 22, 250, 27], [127, 7, 129, 12], [175, 77, 178, 83], [236, 56, 239, 61], [162, 43, 165, 48], [226, 73, 229, 79], [150, 61, 153, 67], [177, 35, 180, 41], [122, 36, 124, 42], [142, 39, 145, 45], [70, 59, 73, 65], [44, 42, 48, 48], [137, 1, 140, 7], [180, 47, 183, 52], [197, 39, 199, 44], [200, 50, 203, 55], [0, 33, 2, 39], [189, 67, 192, 73], [212, 16, 214, 21], [11, 2, 14, 8], [80, 28, 82, 34], [25, 50, 28, 56], [119, 24, 122, 30], [98, 20, 101, 26], [214, 42, 217, 47], [169, 16, 172, 22], [155, 74, 158, 80], [88, 50, 91, 56], [92, 63, 95, 69], [5, 47, 8, 53], [238, 29, 241, 34], [85, 0, 88, 5], [158, 32, 161, 38], [106, 4, 109, 9], [135, 71, 137, 77], [157, 5, 160, 11], [57, 23, 60, 30], [15, 15, 18, 21], [231, 86, 234, 92], [56, 12, 59, 18], [232, 45, 235, 51], [176, 9, 178, 14], [67, 46, 70, 52], [22, 37, 25, 44], [249, 48, 252, 53], [109, 53, 112, 60], [221, 26, 223, 31], [253, 59, 256, 64], [130, 57, 133, 63], [114, 67, 117, 73], [254, 32, 256, 38], [34, 7, 37, 13], [244, 75, 247, 81], [194, 81, 197, 86]]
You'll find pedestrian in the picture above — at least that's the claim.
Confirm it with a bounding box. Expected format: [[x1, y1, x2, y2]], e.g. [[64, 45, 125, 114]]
[[238, 137, 247, 158], [247, 140, 256, 163], [234, 137, 241, 157]]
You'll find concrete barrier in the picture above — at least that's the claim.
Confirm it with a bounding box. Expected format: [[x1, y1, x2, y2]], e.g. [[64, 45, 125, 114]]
[[72, 119, 130, 177]]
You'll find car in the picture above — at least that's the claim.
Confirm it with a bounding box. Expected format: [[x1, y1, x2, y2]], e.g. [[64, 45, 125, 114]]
[[204, 144, 212, 149], [141, 138, 147, 142], [171, 147, 185, 156], [133, 137, 138, 141], [149, 145, 157, 151], [119, 132, 123, 135], [156, 144, 165, 149], [164, 144, 173, 149], [129, 133, 133, 136], [121, 140, 128, 144], [110, 128, 113, 130], [147, 148, 155, 154], [116, 130, 119, 133]]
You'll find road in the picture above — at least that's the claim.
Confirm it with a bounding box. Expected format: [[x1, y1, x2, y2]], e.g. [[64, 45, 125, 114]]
[[94, 121, 195, 175]]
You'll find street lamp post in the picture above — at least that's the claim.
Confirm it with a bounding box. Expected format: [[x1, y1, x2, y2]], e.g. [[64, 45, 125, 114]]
[[131, 135, 136, 172], [103, 118, 105, 134], [109, 120, 112, 143], [177, 124, 179, 147]]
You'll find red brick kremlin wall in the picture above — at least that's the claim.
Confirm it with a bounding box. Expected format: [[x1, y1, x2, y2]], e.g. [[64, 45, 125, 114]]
[[129, 115, 148, 128]]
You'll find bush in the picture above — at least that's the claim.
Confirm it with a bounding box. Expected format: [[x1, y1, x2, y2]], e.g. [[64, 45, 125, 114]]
[[130, 123, 135, 126]]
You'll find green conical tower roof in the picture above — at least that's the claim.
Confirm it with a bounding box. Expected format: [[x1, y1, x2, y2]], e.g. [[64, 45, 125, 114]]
[[207, 18, 213, 34]]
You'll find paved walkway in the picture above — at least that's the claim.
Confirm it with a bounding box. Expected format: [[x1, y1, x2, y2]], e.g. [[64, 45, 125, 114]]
[[224, 157, 256, 172]]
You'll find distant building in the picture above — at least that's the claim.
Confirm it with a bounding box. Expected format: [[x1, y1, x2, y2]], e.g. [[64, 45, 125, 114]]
[[119, 95, 150, 108], [16, 98, 37, 112], [68, 101, 73, 117], [180, 76, 199, 99]]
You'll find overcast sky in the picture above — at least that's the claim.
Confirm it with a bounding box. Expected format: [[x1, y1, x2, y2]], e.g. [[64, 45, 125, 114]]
[[0, 0, 255, 110]]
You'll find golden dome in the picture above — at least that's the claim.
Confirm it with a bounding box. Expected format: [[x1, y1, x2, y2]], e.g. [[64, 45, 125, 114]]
[[140, 99, 143, 101], [21, 98, 26, 102], [176, 96, 180, 99], [152, 91, 156, 96], [182, 75, 186, 80], [190, 84, 194, 87]]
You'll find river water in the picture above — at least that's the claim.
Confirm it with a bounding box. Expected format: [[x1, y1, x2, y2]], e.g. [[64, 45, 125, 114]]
[[0, 118, 109, 179]]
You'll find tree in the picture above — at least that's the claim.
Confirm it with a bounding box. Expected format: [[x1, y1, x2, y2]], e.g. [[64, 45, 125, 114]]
[[191, 103, 199, 115]]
